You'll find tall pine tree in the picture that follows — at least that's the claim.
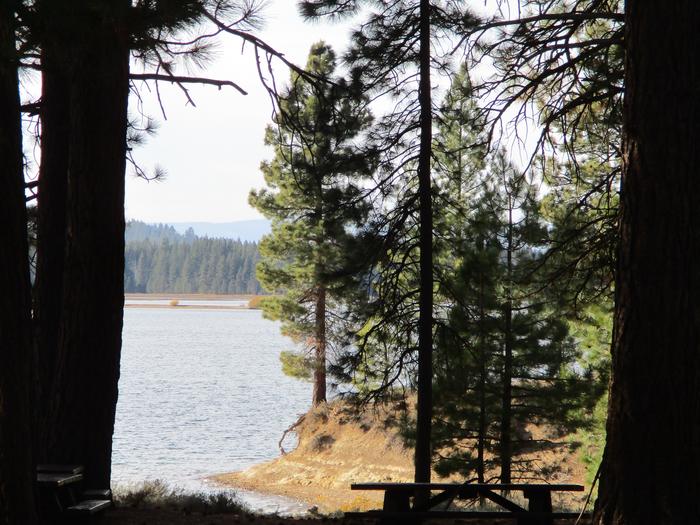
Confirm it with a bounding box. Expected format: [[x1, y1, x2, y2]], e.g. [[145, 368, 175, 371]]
[[434, 150, 590, 483], [300, 0, 478, 483], [250, 42, 374, 407]]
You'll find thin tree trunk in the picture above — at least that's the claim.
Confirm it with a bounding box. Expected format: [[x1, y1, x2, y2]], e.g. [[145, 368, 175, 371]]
[[312, 172, 327, 407], [0, 2, 38, 521], [47, 0, 130, 488], [415, 0, 434, 485], [477, 276, 486, 485], [312, 286, 327, 405], [456, 98, 464, 201], [500, 204, 514, 484], [594, 2, 700, 523]]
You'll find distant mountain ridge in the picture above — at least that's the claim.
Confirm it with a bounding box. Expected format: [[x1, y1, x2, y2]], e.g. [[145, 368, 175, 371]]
[[170, 220, 270, 242], [125, 221, 196, 243]]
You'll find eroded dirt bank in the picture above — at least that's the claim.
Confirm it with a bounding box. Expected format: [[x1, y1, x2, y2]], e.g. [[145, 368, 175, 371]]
[[211, 401, 589, 514], [212, 403, 414, 513]]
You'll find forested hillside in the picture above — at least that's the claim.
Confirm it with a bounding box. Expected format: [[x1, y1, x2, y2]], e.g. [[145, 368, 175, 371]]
[[125, 221, 196, 244], [124, 221, 262, 294]]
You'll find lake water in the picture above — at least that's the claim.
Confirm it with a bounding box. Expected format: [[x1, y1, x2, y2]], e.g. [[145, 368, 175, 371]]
[[113, 306, 312, 514]]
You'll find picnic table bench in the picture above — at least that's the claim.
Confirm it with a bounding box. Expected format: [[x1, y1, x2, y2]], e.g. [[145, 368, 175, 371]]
[[347, 482, 587, 525], [36, 464, 112, 522]]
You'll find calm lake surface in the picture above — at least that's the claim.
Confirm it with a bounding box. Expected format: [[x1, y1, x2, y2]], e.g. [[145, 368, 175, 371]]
[[114, 305, 311, 514]]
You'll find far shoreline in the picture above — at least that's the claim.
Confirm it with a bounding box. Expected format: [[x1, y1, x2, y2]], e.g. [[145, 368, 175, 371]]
[[124, 293, 264, 309], [125, 293, 257, 301]]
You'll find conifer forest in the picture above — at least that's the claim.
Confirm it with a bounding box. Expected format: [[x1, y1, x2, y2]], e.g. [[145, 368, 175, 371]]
[[2, 1, 700, 524], [124, 221, 262, 294]]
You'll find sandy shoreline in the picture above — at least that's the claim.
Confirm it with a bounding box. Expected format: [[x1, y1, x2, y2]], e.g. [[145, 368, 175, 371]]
[[125, 303, 249, 309], [124, 293, 260, 309], [210, 404, 414, 514], [125, 293, 256, 301]]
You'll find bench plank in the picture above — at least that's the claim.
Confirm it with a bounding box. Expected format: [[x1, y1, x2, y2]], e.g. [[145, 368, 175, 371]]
[[66, 499, 111, 515], [345, 510, 589, 519], [36, 473, 83, 487], [82, 489, 112, 501], [36, 464, 84, 475], [351, 482, 584, 492]]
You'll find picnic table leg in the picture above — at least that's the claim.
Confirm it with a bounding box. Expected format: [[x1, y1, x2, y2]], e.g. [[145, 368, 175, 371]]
[[380, 489, 413, 525], [520, 489, 553, 525], [383, 489, 410, 512]]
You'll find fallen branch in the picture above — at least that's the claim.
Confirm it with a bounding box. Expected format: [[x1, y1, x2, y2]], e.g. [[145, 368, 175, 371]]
[[278, 413, 307, 455]]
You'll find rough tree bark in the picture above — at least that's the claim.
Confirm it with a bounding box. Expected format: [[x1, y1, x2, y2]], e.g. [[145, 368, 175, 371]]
[[46, 0, 131, 489], [0, 1, 38, 522], [594, 2, 700, 523], [415, 0, 434, 485], [312, 182, 327, 407], [33, 10, 71, 460], [312, 286, 327, 406]]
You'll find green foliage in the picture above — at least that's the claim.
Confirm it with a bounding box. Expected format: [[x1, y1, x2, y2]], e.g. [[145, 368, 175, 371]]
[[533, 12, 621, 307], [569, 303, 612, 485], [279, 350, 315, 381], [530, 29, 619, 484], [296, 1, 616, 485], [250, 42, 375, 394], [577, 393, 607, 487], [430, 148, 595, 480], [570, 304, 613, 385], [298, 2, 481, 406]]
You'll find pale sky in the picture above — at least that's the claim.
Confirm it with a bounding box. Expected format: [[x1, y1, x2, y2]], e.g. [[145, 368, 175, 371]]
[[125, 2, 354, 223], [19, 2, 517, 224]]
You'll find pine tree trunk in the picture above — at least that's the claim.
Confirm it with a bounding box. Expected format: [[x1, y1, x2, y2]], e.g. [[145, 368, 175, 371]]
[[312, 286, 327, 405], [594, 2, 700, 523], [33, 35, 71, 461], [477, 277, 486, 484], [46, 1, 130, 488], [415, 0, 434, 485], [0, 2, 38, 521], [500, 205, 514, 484]]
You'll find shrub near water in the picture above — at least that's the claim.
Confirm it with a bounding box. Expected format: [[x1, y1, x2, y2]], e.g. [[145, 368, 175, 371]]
[[247, 295, 267, 309], [114, 480, 246, 515]]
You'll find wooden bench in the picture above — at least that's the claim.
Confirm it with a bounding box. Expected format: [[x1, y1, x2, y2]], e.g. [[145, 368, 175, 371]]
[[347, 482, 588, 525], [66, 499, 112, 516]]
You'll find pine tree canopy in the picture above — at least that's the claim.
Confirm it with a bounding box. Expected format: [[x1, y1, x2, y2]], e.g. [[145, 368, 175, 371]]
[[250, 41, 376, 405]]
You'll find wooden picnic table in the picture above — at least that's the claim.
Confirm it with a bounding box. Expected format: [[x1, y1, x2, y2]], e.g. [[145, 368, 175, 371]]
[[349, 482, 586, 525], [35, 464, 112, 521]]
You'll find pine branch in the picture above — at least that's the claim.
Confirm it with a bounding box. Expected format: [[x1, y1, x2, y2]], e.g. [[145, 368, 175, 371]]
[[129, 72, 247, 95]]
